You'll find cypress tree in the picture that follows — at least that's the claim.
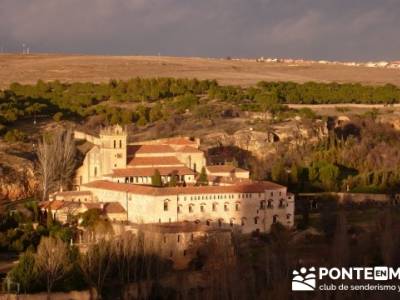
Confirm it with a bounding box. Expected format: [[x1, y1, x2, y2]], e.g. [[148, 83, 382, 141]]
[[152, 169, 162, 187], [197, 167, 208, 186]]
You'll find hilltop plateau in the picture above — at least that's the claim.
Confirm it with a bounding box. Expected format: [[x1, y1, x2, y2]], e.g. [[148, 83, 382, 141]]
[[1, 54, 400, 88]]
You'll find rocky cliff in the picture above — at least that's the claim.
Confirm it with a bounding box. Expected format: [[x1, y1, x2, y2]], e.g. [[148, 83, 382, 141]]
[[0, 144, 38, 201], [201, 119, 328, 158]]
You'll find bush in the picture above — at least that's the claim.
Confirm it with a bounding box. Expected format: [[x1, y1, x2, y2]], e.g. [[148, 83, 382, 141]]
[[4, 129, 26, 143], [53, 112, 63, 122]]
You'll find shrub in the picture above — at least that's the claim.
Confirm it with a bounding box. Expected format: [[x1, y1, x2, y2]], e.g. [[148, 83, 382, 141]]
[[53, 112, 63, 122], [4, 129, 26, 143]]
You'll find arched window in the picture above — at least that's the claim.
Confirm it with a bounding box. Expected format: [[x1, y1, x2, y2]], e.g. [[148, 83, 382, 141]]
[[206, 219, 211, 226], [235, 203, 240, 211], [279, 199, 285, 208], [212, 203, 217, 212], [224, 203, 229, 211], [218, 219, 223, 227], [273, 215, 278, 224], [230, 218, 235, 227], [260, 200, 266, 209], [177, 235, 181, 243], [177, 205, 182, 213], [113, 140, 116, 148], [189, 204, 194, 213], [286, 213, 292, 220], [267, 199, 273, 209], [254, 217, 259, 225], [164, 200, 169, 211], [200, 203, 205, 212], [119, 140, 122, 148], [241, 217, 247, 226]]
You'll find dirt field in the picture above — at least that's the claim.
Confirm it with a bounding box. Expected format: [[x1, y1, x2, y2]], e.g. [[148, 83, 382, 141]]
[[1, 53, 400, 88]]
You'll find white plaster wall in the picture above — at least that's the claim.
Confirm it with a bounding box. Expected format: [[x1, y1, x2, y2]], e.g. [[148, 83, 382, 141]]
[[80, 186, 295, 234]]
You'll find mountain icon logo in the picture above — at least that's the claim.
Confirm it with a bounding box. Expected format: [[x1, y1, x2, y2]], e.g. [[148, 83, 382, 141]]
[[292, 267, 316, 291]]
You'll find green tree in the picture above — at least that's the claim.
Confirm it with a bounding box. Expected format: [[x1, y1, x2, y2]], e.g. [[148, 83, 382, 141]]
[[8, 250, 37, 293], [53, 112, 63, 122], [319, 163, 340, 191], [255, 91, 282, 119], [271, 160, 287, 184], [169, 172, 178, 187], [149, 104, 163, 122], [152, 169, 162, 187], [289, 163, 299, 185], [4, 129, 26, 143], [197, 167, 208, 186], [80, 209, 102, 228]]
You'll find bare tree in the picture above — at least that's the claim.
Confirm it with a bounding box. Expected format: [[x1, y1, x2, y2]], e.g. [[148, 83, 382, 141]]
[[113, 231, 139, 293], [37, 138, 58, 201], [380, 209, 395, 266], [35, 237, 70, 299], [79, 239, 114, 300], [331, 211, 349, 267], [57, 129, 76, 189], [36, 129, 76, 201]]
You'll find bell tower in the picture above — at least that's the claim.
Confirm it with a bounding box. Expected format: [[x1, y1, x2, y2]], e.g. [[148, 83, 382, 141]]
[[99, 125, 128, 176]]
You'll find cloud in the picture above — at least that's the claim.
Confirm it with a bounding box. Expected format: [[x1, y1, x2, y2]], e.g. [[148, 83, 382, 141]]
[[0, 0, 399, 60]]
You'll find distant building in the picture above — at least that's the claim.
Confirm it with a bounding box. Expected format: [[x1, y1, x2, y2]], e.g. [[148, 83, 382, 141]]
[[49, 125, 294, 234]]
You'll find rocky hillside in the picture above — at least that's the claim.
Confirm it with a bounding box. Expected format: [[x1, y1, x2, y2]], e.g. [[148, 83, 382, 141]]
[[0, 143, 37, 201]]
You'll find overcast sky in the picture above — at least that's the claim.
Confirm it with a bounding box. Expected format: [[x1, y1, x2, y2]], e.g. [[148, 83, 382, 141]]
[[1, 0, 399, 61]]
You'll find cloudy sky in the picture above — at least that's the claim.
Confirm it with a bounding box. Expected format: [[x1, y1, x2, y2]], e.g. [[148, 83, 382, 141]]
[[0, 0, 399, 60]]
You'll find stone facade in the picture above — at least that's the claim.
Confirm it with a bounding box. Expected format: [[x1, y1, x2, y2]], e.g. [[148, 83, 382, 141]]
[[67, 125, 295, 234]]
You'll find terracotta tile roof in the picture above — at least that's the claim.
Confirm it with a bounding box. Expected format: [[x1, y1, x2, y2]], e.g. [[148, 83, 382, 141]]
[[208, 176, 251, 185], [83, 203, 102, 210], [104, 202, 126, 214], [128, 156, 183, 167], [206, 165, 248, 173], [111, 166, 196, 177], [206, 165, 235, 173], [162, 137, 197, 146], [127, 144, 175, 156], [40, 200, 80, 211], [54, 191, 92, 197], [178, 146, 203, 153], [82, 180, 285, 196]]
